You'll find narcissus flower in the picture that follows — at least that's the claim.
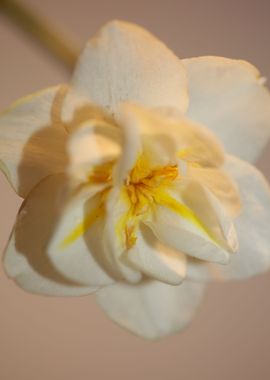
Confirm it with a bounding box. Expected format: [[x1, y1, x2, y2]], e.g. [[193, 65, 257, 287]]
[[1, 21, 270, 340]]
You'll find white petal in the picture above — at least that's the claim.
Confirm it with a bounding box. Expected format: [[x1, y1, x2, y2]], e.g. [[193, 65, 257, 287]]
[[188, 156, 270, 281], [4, 233, 96, 297], [47, 181, 115, 287], [115, 103, 224, 184], [72, 20, 188, 114], [189, 166, 241, 217], [4, 174, 112, 296], [68, 119, 121, 182], [125, 224, 186, 285], [180, 181, 238, 253], [103, 187, 142, 283], [0, 86, 68, 197], [96, 280, 205, 340], [148, 194, 231, 264], [183, 56, 270, 162]]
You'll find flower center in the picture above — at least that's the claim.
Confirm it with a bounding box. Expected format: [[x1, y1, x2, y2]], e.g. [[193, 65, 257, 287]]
[[119, 156, 179, 249]]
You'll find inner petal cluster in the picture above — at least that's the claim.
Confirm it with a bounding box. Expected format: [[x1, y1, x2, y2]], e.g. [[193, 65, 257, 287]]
[[119, 156, 179, 248]]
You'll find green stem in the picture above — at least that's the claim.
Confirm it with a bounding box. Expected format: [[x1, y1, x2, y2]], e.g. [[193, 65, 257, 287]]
[[0, 0, 81, 71]]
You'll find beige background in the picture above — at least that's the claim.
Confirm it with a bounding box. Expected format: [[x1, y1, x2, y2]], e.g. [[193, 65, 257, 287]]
[[1, 0, 270, 379]]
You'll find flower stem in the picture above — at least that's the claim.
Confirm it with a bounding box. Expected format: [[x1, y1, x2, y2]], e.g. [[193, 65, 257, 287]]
[[0, 0, 81, 71]]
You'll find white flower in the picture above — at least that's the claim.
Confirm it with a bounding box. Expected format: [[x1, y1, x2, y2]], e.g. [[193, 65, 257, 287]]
[[1, 21, 270, 340]]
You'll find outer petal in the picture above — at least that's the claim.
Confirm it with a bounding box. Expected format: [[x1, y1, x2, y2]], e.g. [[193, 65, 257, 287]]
[[4, 234, 96, 297], [187, 156, 270, 281], [183, 56, 270, 162], [124, 224, 186, 285], [3, 174, 110, 295], [96, 280, 205, 340], [0, 86, 69, 197], [71, 20, 188, 114]]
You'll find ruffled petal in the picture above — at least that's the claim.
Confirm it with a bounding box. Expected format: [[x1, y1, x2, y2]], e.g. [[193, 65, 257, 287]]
[[115, 103, 224, 184], [71, 20, 188, 114], [4, 175, 98, 296], [0, 86, 69, 198], [187, 156, 270, 281], [96, 280, 205, 340], [124, 224, 186, 285], [68, 118, 121, 182], [183, 56, 270, 162]]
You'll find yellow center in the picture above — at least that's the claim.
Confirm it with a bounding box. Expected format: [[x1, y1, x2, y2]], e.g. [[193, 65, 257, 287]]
[[61, 155, 209, 250]]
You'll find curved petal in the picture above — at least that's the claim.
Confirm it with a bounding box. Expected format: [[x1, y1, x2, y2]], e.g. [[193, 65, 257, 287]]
[[103, 187, 143, 283], [4, 175, 113, 294], [71, 20, 188, 114], [47, 181, 115, 287], [180, 181, 238, 252], [4, 233, 96, 297], [4, 174, 112, 296], [183, 56, 270, 162], [115, 103, 224, 184], [189, 166, 241, 217], [96, 280, 205, 340], [148, 187, 234, 264], [124, 224, 186, 285], [0, 86, 69, 198], [68, 119, 121, 182], [187, 156, 270, 281]]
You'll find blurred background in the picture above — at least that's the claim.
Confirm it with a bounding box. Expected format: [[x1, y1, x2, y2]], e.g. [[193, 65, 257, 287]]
[[0, 0, 270, 379]]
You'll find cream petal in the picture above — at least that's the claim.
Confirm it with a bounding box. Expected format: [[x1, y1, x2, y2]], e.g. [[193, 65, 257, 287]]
[[103, 187, 143, 283], [96, 280, 205, 340], [189, 166, 241, 217], [124, 224, 186, 285], [180, 181, 238, 253], [148, 203, 231, 264], [115, 103, 224, 184], [0, 86, 69, 198], [3, 174, 101, 296], [4, 233, 96, 297], [183, 56, 270, 162], [71, 20, 188, 114], [187, 155, 270, 281], [68, 119, 121, 182], [47, 181, 116, 287]]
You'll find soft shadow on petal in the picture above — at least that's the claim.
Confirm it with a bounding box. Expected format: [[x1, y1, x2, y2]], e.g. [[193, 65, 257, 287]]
[[189, 166, 241, 217], [103, 187, 143, 283], [68, 119, 121, 182], [187, 155, 270, 281], [71, 20, 188, 114], [180, 181, 238, 253], [124, 224, 186, 285], [0, 86, 68, 198], [115, 103, 224, 184], [183, 56, 270, 162], [148, 204, 230, 264], [96, 279, 205, 340], [3, 174, 97, 296], [47, 182, 116, 287]]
